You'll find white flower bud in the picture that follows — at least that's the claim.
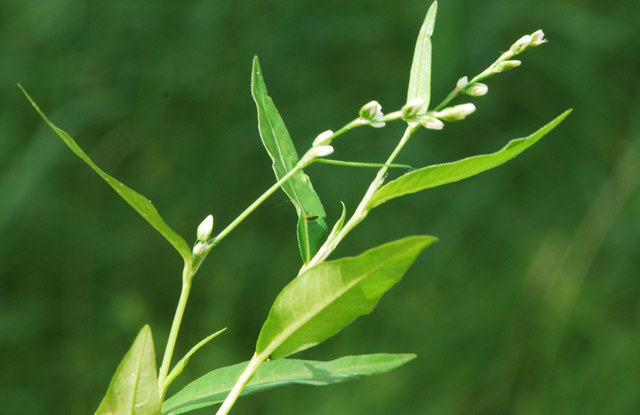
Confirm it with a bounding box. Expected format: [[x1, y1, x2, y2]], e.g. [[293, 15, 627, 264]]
[[493, 60, 521, 73], [196, 214, 214, 241], [359, 100, 382, 120], [456, 76, 469, 89], [530, 29, 546, 46], [311, 145, 334, 158], [301, 145, 334, 165], [312, 130, 334, 146], [193, 242, 206, 256], [433, 103, 476, 121], [465, 83, 488, 97], [401, 97, 425, 118], [417, 115, 444, 130], [510, 34, 532, 54]]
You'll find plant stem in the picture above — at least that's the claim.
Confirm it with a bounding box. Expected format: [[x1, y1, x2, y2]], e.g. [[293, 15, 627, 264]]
[[158, 263, 193, 399], [215, 353, 265, 415], [210, 157, 310, 247], [302, 123, 418, 271], [215, 124, 418, 415]]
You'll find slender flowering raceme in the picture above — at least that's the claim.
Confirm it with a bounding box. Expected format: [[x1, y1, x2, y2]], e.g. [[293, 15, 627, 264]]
[[20, 3, 569, 414]]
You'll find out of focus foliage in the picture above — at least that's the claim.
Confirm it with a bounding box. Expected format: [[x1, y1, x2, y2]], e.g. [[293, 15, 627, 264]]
[[1, 0, 639, 414]]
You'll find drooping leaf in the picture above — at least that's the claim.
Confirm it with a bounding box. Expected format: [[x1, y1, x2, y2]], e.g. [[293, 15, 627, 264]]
[[251, 57, 328, 264], [368, 110, 572, 209], [407, 1, 438, 110], [162, 353, 415, 414], [256, 236, 437, 360], [20, 86, 192, 266], [96, 325, 161, 415]]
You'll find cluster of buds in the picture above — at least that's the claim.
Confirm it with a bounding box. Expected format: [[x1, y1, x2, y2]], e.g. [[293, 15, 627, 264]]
[[489, 29, 546, 75], [510, 29, 546, 55], [359, 100, 386, 128]]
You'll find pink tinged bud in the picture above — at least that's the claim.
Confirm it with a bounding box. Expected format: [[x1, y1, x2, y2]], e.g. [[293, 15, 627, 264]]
[[465, 83, 488, 97], [433, 103, 476, 121], [510, 34, 532, 54], [312, 130, 334, 146], [417, 115, 444, 130], [402, 97, 425, 118], [196, 214, 214, 241]]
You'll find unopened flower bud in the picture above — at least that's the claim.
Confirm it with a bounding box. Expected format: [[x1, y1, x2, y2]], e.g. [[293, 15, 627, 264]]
[[493, 60, 521, 73], [465, 82, 488, 97], [193, 242, 206, 256], [402, 97, 425, 118], [312, 130, 334, 146], [417, 115, 444, 130], [302, 145, 334, 165], [433, 103, 476, 121], [311, 145, 334, 158], [456, 76, 469, 89], [196, 214, 214, 241], [530, 29, 546, 46], [359, 100, 381, 120], [510, 34, 532, 54]]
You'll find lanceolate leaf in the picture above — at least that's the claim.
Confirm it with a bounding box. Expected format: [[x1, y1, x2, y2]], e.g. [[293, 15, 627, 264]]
[[368, 110, 572, 209], [96, 325, 161, 415], [251, 57, 328, 264], [256, 236, 437, 360], [162, 354, 415, 414], [20, 86, 193, 266], [407, 1, 438, 110]]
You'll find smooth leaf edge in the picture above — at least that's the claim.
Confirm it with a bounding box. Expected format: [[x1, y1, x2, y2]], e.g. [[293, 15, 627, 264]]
[[368, 109, 572, 208], [19, 85, 193, 265], [162, 353, 416, 414]]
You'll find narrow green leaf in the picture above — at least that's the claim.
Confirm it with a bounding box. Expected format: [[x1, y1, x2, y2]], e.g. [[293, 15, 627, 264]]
[[368, 110, 572, 209], [256, 236, 437, 360], [163, 328, 227, 393], [251, 57, 328, 264], [20, 86, 192, 266], [96, 325, 161, 415], [162, 354, 415, 414], [407, 1, 438, 109]]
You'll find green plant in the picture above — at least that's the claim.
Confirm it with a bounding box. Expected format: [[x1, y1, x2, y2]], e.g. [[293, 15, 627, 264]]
[[20, 2, 570, 414]]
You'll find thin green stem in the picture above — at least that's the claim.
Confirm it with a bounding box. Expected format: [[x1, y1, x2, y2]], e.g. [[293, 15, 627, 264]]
[[317, 159, 412, 169], [157, 263, 193, 399], [214, 124, 419, 415], [302, 123, 419, 272], [210, 158, 310, 247], [215, 353, 265, 415]]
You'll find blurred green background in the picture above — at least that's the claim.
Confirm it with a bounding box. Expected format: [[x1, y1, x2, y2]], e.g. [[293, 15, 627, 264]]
[[2, 0, 639, 413]]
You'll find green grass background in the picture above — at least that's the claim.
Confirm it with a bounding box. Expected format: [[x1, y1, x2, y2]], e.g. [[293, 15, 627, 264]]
[[1, 0, 639, 413]]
